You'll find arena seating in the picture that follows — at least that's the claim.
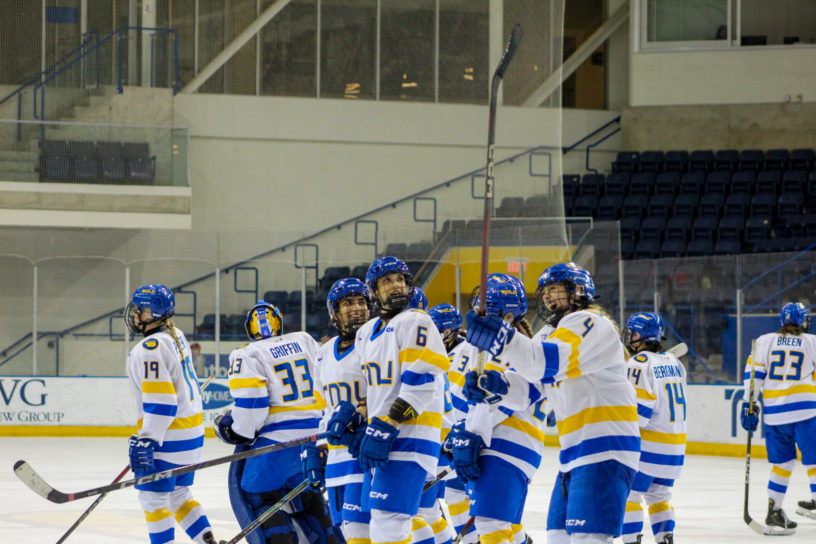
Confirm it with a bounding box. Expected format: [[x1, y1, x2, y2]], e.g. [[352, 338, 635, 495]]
[[38, 139, 156, 184]]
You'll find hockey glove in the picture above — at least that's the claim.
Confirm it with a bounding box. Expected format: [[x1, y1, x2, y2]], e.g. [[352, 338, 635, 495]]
[[213, 410, 254, 446], [452, 428, 484, 482], [300, 443, 326, 488], [465, 311, 515, 357], [326, 401, 358, 445], [442, 421, 465, 460], [740, 402, 760, 433], [357, 417, 399, 471], [346, 420, 366, 458], [128, 435, 158, 475], [463, 370, 508, 405]]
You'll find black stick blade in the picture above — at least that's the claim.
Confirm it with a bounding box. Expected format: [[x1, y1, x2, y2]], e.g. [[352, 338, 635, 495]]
[[495, 24, 523, 78], [14, 460, 70, 504]]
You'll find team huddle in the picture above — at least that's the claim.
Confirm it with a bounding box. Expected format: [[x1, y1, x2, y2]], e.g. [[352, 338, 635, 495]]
[[121, 258, 816, 544]]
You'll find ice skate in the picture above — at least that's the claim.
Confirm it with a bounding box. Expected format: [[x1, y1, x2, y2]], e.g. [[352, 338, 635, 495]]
[[764, 499, 797, 536], [796, 499, 816, 520]]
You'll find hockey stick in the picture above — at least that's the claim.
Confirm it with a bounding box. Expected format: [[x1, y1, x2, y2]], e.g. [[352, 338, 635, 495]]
[[666, 342, 687, 358], [15, 432, 324, 504], [452, 516, 475, 544], [223, 479, 311, 544], [54, 375, 218, 543], [423, 466, 453, 492], [475, 23, 523, 377], [743, 339, 765, 535]]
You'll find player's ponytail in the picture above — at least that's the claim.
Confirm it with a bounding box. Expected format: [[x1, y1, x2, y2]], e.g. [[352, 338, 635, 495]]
[[514, 317, 535, 338], [778, 323, 805, 336], [163, 317, 187, 366]]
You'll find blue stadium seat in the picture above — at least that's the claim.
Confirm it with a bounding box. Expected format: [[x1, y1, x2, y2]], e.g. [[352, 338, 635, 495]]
[[718, 216, 744, 241], [698, 193, 725, 217], [406, 242, 432, 261], [655, 171, 680, 195], [572, 195, 599, 217], [689, 150, 714, 172], [781, 170, 807, 193], [619, 216, 641, 242], [101, 157, 126, 183], [639, 151, 665, 173], [604, 172, 629, 197], [686, 239, 714, 256], [731, 171, 756, 195], [128, 158, 155, 184], [665, 216, 692, 242], [622, 193, 649, 218], [664, 150, 689, 173], [640, 216, 666, 242], [808, 171, 816, 199], [263, 290, 289, 307], [691, 216, 718, 241], [673, 193, 699, 218], [660, 239, 686, 258], [612, 151, 640, 174], [750, 193, 776, 218], [704, 171, 730, 195], [790, 148, 815, 171], [714, 239, 741, 254], [496, 197, 524, 217], [763, 149, 789, 171], [620, 238, 635, 260], [67, 140, 96, 159], [44, 154, 71, 182], [562, 175, 581, 199], [630, 172, 656, 195], [679, 171, 705, 195], [738, 149, 764, 171], [744, 216, 771, 246], [597, 194, 624, 220], [523, 196, 550, 217], [97, 141, 123, 159], [563, 194, 575, 216], [714, 149, 739, 172], [724, 193, 750, 217], [73, 156, 99, 183], [777, 192, 803, 217], [634, 239, 661, 259], [319, 266, 352, 290], [801, 214, 816, 237], [351, 264, 369, 280], [647, 193, 674, 218], [384, 242, 408, 257], [580, 174, 605, 197]]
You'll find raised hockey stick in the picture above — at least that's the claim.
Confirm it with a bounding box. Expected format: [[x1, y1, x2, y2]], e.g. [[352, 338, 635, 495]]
[[475, 23, 523, 377], [452, 516, 475, 544], [55, 375, 218, 543], [223, 479, 311, 544], [15, 432, 325, 504], [423, 466, 453, 492], [743, 339, 765, 535], [666, 342, 687, 358]]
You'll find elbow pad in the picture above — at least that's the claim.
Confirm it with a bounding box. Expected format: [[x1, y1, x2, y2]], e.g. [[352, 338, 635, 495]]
[[388, 397, 417, 423]]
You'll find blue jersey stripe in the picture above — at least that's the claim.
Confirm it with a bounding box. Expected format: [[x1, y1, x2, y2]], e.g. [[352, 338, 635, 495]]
[[490, 438, 542, 468], [157, 435, 205, 453], [260, 417, 321, 434], [744, 370, 767, 380], [653, 476, 675, 487], [326, 459, 362, 478], [764, 400, 816, 414], [186, 516, 210, 539], [451, 394, 469, 414], [637, 404, 653, 419], [559, 435, 641, 465], [150, 527, 175, 544], [541, 342, 560, 380], [401, 370, 436, 386], [143, 402, 178, 417], [234, 396, 270, 409], [498, 406, 514, 418], [768, 480, 788, 493], [622, 521, 642, 535], [392, 437, 441, 458], [640, 451, 685, 467], [527, 383, 542, 404]]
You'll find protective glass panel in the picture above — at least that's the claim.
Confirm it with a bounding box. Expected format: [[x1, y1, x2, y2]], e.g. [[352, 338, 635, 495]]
[[380, 0, 435, 102], [260, 0, 317, 97], [647, 0, 728, 42]]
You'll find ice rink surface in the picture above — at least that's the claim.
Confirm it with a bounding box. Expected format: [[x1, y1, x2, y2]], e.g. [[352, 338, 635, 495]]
[[1, 437, 814, 543]]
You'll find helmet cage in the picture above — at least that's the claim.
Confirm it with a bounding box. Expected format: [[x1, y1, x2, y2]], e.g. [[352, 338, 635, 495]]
[[327, 278, 371, 336]]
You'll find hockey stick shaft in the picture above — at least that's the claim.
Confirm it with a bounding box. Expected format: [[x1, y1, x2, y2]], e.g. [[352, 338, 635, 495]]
[[423, 466, 453, 492], [452, 516, 475, 544], [225, 479, 311, 544], [476, 23, 523, 324], [743, 339, 764, 534], [15, 433, 324, 504]]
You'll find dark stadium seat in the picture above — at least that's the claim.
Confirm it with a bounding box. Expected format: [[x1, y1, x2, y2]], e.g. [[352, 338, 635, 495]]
[[691, 216, 718, 241], [563, 194, 574, 216], [522, 196, 550, 217], [664, 150, 689, 173], [665, 216, 692, 242], [686, 239, 714, 256], [101, 156, 126, 183], [351, 264, 369, 280], [777, 192, 804, 217], [283, 312, 300, 332], [619, 216, 641, 243], [763, 149, 789, 171], [287, 290, 315, 313], [597, 194, 624, 220], [640, 216, 666, 242], [630, 172, 656, 196], [67, 140, 96, 159], [580, 174, 605, 197], [562, 175, 581, 199], [612, 151, 640, 174], [384, 243, 408, 257], [731, 171, 756, 195], [621, 193, 649, 218], [263, 290, 289, 307], [802, 214, 816, 237], [634, 239, 661, 259], [714, 149, 739, 172], [496, 197, 524, 217], [672, 193, 699, 218], [689, 150, 714, 172], [724, 193, 750, 218], [604, 172, 629, 197], [679, 171, 705, 195], [750, 193, 776, 218], [738, 149, 764, 171], [196, 313, 227, 337], [714, 239, 741, 254], [718, 216, 744, 241], [808, 172, 816, 199], [44, 154, 71, 182], [704, 171, 730, 195], [647, 193, 674, 218], [97, 141, 124, 159], [655, 171, 681, 195], [660, 239, 686, 258], [73, 156, 99, 183], [406, 242, 433, 261], [319, 266, 351, 290], [127, 158, 155, 184], [225, 314, 246, 338], [639, 151, 665, 173], [744, 216, 771, 245], [781, 170, 807, 193], [620, 238, 635, 260], [790, 148, 815, 171], [572, 195, 598, 218], [698, 193, 725, 217]]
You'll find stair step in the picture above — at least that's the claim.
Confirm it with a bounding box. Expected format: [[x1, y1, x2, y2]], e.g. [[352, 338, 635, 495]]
[[0, 171, 39, 182], [0, 150, 37, 162], [0, 159, 37, 172]]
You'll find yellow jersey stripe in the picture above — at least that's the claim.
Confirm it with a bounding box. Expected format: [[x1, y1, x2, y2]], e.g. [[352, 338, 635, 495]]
[[485, 362, 505, 372], [448, 371, 465, 388], [640, 428, 686, 445], [399, 347, 450, 372], [229, 377, 267, 390], [268, 396, 326, 414], [401, 411, 443, 428], [550, 327, 582, 379], [772, 465, 792, 478], [648, 500, 673, 515], [144, 507, 173, 522], [557, 405, 638, 436], [137, 413, 202, 431], [173, 499, 200, 522], [141, 381, 176, 395], [635, 387, 657, 401], [448, 498, 470, 516], [348, 539, 371, 544], [762, 384, 816, 399], [498, 415, 547, 443], [481, 529, 514, 544], [626, 501, 643, 512]]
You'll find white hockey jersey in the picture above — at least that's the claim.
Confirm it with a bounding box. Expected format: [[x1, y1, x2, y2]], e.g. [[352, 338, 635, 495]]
[[500, 309, 640, 473], [626, 350, 687, 480], [448, 342, 548, 481], [355, 309, 449, 475], [127, 327, 205, 466], [316, 335, 367, 487], [742, 331, 816, 426], [227, 331, 325, 444]]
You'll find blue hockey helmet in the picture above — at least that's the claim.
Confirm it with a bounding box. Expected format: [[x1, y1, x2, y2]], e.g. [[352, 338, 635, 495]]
[[365, 256, 413, 313], [428, 303, 463, 334], [480, 274, 526, 322], [496, 273, 528, 317], [535, 262, 596, 325], [624, 312, 666, 350], [408, 287, 429, 310], [245, 301, 283, 341], [327, 278, 371, 335], [780, 302, 809, 329], [125, 284, 175, 334]]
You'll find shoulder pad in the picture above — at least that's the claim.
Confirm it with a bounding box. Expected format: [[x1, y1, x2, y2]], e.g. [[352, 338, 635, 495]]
[[142, 338, 160, 351], [633, 353, 649, 363]]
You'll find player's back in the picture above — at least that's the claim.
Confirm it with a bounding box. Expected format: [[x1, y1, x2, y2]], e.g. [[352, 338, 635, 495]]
[[750, 331, 816, 425]]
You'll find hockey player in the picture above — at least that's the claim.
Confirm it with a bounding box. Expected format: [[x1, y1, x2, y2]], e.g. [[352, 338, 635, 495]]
[[464, 262, 640, 544], [621, 312, 686, 544], [332, 256, 449, 544], [124, 284, 219, 544], [215, 301, 339, 544], [740, 302, 816, 535], [313, 278, 372, 543], [449, 274, 545, 544], [428, 304, 465, 353], [409, 287, 429, 310]]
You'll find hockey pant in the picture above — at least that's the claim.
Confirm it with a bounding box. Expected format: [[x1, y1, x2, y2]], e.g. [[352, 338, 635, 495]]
[[138, 487, 212, 544], [327, 483, 371, 544], [418, 479, 454, 544], [444, 480, 477, 544], [621, 473, 675, 543]]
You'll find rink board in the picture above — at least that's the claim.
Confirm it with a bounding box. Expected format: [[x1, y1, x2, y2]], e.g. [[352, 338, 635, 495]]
[[0, 377, 762, 457]]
